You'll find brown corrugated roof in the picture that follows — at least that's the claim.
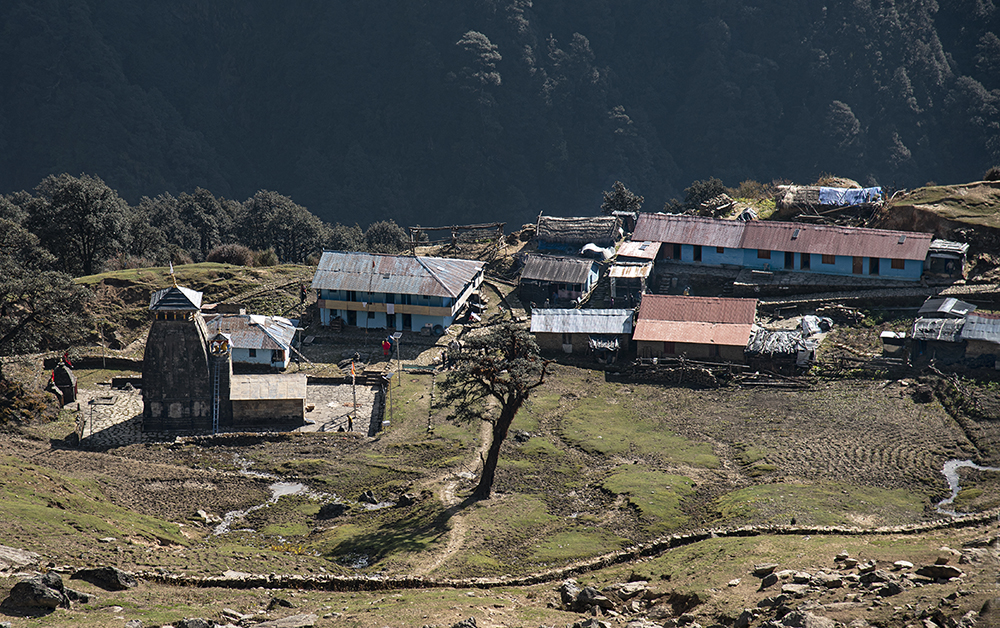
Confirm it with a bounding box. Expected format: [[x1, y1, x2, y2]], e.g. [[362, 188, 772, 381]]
[[630, 214, 933, 261], [741, 221, 932, 260], [617, 240, 661, 260], [637, 294, 757, 325], [633, 320, 753, 346], [632, 214, 745, 248]]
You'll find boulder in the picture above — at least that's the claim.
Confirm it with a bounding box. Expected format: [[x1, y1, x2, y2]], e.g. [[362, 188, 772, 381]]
[[572, 619, 612, 628], [604, 581, 649, 600], [71, 566, 137, 590], [251, 614, 319, 628], [358, 490, 379, 504], [915, 564, 963, 581], [0, 545, 41, 574], [781, 583, 810, 598], [578, 586, 616, 610], [759, 573, 779, 590], [776, 610, 837, 628], [877, 581, 904, 597], [752, 563, 779, 577], [395, 493, 418, 507], [1, 574, 67, 610], [174, 619, 213, 628], [559, 579, 582, 607], [892, 560, 914, 570], [317, 503, 349, 519], [449, 619, 477, 628], [979, 597, 1000, 628]]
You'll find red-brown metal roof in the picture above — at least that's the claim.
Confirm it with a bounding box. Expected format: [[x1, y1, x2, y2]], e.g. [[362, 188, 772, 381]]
[[632, 213, 746, 248], [633, 320, 753, 346], [741, 220, 932, 260], [637, 294, 757, 325]]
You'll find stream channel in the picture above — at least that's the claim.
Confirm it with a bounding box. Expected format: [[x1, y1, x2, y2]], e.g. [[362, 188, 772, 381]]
[[935, 459, 1000, 516], [213, 455, 392, 536]]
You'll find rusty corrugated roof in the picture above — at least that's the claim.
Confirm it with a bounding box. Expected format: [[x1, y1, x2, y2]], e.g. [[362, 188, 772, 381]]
[[530, 309, 634, 334], [617, 240, 661, 260], [311, 251, 484, 298], [609, 262, 652, 279], [633, 320, 753, 346], [520, 255, 597, 284], [637, 294, 757, 325], [741, 221, 932, 260], [632, 214, 746, 248], [205, 314, 295, 351], [630, 214, 933, 261]]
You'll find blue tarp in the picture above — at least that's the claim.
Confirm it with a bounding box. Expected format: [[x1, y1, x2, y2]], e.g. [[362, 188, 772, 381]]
[[818, 186, 882, 206]]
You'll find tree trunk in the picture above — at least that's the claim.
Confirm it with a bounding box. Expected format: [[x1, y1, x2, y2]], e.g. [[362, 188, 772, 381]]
[[472, 398, 520, 500]]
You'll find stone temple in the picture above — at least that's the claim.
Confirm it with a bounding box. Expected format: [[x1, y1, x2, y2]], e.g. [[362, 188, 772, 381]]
[[142, 284, 303, 434]]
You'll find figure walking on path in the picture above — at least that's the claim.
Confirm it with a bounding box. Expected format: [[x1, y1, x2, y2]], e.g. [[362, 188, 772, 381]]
[[382, 338, 391, 358]]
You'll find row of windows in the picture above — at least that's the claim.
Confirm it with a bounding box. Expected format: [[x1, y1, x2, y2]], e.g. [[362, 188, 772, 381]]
[[754, 250, 903, 269]]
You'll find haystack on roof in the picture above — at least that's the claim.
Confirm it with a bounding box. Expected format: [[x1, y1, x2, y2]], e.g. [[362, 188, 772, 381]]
[[535, 215, 622, 246]]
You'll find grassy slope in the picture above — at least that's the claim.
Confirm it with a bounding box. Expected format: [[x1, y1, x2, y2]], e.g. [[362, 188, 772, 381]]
[[889, 181, 1000, 228]]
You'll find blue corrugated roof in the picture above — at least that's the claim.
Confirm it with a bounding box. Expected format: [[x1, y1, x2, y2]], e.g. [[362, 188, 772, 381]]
[[311, 251, 484, 298]]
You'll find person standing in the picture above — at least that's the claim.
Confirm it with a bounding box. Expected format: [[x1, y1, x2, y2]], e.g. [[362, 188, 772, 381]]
[[382, 338, 391, 358]]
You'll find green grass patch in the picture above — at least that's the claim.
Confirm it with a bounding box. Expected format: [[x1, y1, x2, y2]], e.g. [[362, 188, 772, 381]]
[[559, 398, 719, 467], [602, 467, 695, 533], [530, 529, 629, 563], [714, 482, 926, 526]]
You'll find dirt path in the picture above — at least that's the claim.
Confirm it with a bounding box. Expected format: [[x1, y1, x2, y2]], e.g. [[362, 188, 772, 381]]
[[412, 420, 493, 576]]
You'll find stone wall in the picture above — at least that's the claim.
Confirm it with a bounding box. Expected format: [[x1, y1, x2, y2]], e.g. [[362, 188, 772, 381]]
[[142, 316, 213, 432]]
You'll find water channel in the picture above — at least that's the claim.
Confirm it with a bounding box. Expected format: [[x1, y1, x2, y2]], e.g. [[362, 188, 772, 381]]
[[935, 459, 1000, 517]]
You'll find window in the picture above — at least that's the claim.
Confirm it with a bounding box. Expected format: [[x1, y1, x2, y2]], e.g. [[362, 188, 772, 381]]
[[248, 349, 257, 358], [891, 258, 905, 270], [368, 311, 375, 318], [347, 290, 357, 302], [757, 249, 771, 259], [562, 333, 572, 344], [822, 254, 835, 265], [694, 245, 702, 262], [716, 246, 725, 254], [272, 350, 284, 362], [663, 341, 676, 354]]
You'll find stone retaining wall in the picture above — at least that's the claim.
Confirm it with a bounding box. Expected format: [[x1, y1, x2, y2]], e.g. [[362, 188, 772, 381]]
[[135, 508, 1000, 592]]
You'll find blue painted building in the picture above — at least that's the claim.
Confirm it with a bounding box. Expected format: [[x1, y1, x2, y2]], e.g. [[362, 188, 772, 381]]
[[311, 251, 485, 333], [204, 314, 296, 369], [632, 214, 934, 281]]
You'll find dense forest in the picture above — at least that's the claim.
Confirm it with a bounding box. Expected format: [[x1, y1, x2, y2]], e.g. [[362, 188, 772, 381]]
[[1, 0, 999, 230]]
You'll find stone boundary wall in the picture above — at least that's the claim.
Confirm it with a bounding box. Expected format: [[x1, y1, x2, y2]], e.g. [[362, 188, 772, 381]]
[[44, 356, 144, 370], [135, 508, 1000, 592]]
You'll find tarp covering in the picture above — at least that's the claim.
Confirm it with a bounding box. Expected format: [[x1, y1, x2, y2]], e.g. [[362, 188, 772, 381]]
[[818, 187, 882, 206], [588, 334, 621, 351]]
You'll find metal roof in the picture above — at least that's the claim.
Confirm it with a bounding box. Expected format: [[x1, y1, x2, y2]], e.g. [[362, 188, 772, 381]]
[[632, 213, 745, 248], [229, 374, 307, 401], [535, 215, 622, 245], [741, 220, 932, 260], [631, 213, 934, 260], [530, 309, 634, 335], [637, 294, 757, 325], [520, 255, 597, 284], [311, 251, 484, 298], [633, 320, 754, 346], [929, 240, 970, 255], [205, 314, 295, 351], [617, 240, 661, 260], [609, 262, 653, 279], [917, 297, 976, 318], [634, 295, 756, 346], [960, 313, 1000, 343], [912, 318, 965, 342], [149, 285, 203, 311]]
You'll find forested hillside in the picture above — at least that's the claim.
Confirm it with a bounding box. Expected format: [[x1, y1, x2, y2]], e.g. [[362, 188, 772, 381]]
[[1, 0, 998, 228]]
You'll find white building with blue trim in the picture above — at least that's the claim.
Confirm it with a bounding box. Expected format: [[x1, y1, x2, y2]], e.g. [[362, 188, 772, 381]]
[[311, 251, 485, 333]]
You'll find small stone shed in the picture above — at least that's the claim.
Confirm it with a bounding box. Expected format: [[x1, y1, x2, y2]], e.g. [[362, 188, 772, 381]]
[[229, 374, 306, 428], [530, 308, 634, 357]]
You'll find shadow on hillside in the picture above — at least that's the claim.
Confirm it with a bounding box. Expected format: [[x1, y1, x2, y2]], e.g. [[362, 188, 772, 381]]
[[329, 496, 474, 568]]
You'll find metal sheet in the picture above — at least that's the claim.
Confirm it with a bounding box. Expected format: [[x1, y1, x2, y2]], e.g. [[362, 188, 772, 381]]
[[961, 313, 1000, 343], [637, 294, 757, 325], [530, 309, 634, 334], [633, 214, 745, 248], [520, 255, 596, 284], [609, 262, 652, 279], [311, 251, 484, 298], [742, 220, 932, 260], [229, 374, 307, 401], [205, 314, 295, 350], [633, 320, 753, 346], [617, 241, 660, 260]]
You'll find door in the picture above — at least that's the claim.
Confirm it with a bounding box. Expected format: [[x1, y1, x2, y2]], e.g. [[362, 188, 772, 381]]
[[869, 257, 880, 275], [784, 251, 794, 269], [852, 257, 863, 274]]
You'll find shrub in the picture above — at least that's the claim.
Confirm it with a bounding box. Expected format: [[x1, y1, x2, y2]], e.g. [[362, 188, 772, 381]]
[[253, 248, 279, 267], [102, 254, 156, 272], [206, 243, 254, 266], [984, 166, 1000, 182]]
